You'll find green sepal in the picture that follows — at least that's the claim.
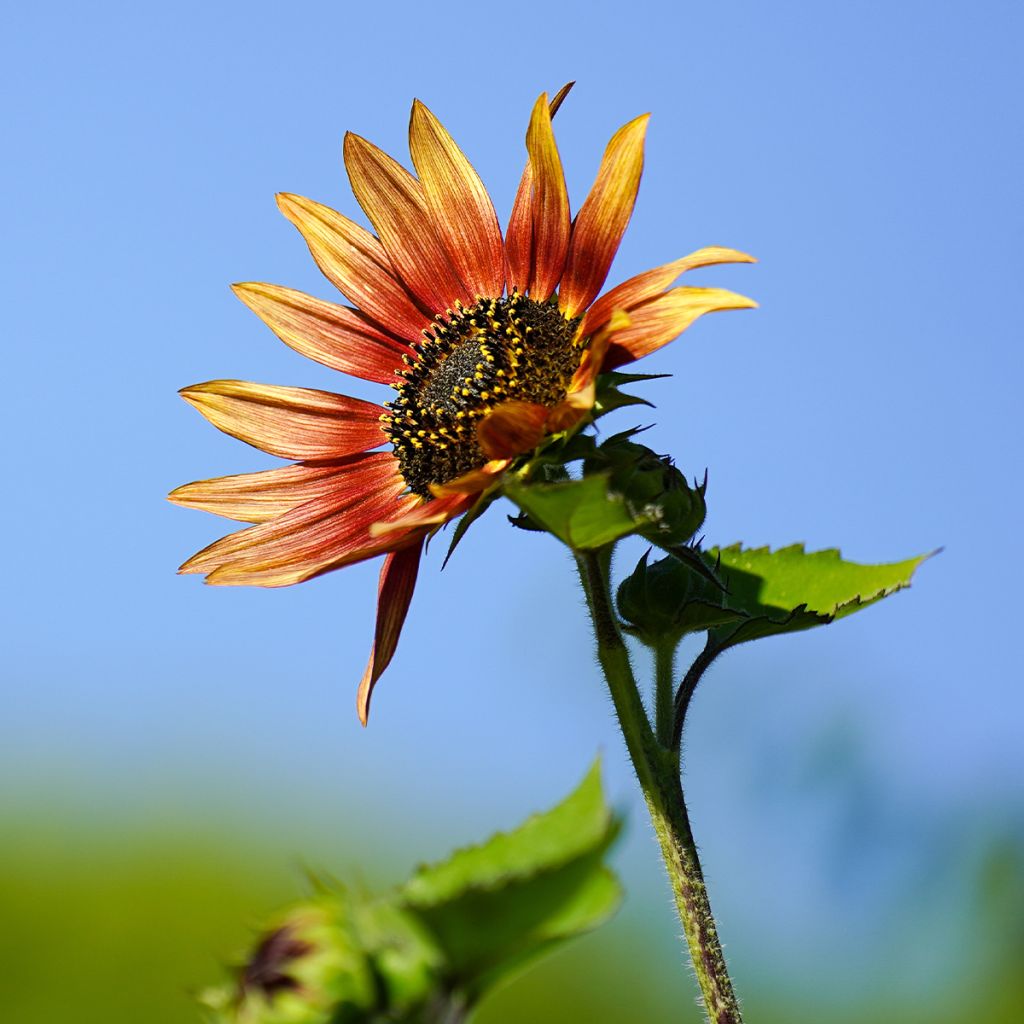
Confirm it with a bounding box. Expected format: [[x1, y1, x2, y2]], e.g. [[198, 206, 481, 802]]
[[441, 484, 501, 570], [593, 371, 670, 419]]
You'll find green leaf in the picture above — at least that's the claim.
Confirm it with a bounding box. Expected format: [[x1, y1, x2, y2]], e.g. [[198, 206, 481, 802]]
[[708, 543, 934, 649], [399, 760, 622, 1000], [503, 472, 646, 550]]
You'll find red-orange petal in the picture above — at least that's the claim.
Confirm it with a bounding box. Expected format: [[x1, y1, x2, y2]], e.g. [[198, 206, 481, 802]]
[[168, 452, 401, 524], [428, 459, 510, 497], [548, 310, 632, 432], [524, 93, 571, 301], [182, 484, 419, 586], [356, 537, 424, 726], [560, 114, 649, 318], [343, 132, 472, 314], [504, 161, 535, 297], [179, 380, 386, 460], [505, 84, 575, 295], [369, 492, 474, 537], [581, 247, 757, 338], [276, 193, 429, 342], [476, 400, 551, 460], [602, 286, 758, 370], [232, 283, 408, 385], [408, 100, 504, 300]]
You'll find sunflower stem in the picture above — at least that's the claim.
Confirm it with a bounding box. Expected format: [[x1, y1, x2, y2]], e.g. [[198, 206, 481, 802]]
[[577, 550, 743, 1024], [654, 639, 677, 750]]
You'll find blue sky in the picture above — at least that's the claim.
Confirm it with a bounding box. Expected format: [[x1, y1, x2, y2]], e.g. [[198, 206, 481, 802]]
[[3, 0, 1022, 999]]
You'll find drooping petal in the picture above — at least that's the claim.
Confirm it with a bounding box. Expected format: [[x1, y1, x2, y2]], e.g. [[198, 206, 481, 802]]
[[429, 459, 510, 497], [276, 193, 429, 341], [506, 83, 575, 294], [369, 492, 474, 537], [343, 132, 472, 314], [232, 283, 408, 385], [408, 100, 504, 299], [581, 247, 756, 337], [182, 483, 419, 586], [602, 287, 758, 370], [559, 114, 649, 318], [356, 538, 424, 725], [524, 93, 571, 301], [476, 400, 550, 460], [179, 380, 386, 460], [168, 452, 401, 524]]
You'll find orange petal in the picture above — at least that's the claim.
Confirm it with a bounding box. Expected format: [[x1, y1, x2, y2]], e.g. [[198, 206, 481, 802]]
[[602, 287, 758, 370], [477, 399, 551, 460], [276, 193, 429, 341], [179, 380, 386, 460], [560, 114, 649, 318], [232, 283, 408, 385], [343, 132, 472, 314], [369, 491, 474, 537], [356, 538, 424, 726], [547, 310, 632, 432], [428, 459, 510, 497], [580, 247, 757, 337], [408, 100, 504, 300], [506, 83, 575, 295], [504, 164, 535, 297], [168, 452, 401, 524], [524, 93, 571, 301], [183, 485, 419, 587]]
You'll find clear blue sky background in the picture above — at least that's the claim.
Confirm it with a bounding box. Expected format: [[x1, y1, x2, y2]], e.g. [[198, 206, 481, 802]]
[[3, 0, 1022, 1005]]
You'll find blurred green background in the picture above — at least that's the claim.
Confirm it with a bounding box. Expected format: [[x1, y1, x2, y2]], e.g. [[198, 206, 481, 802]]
[[5, 713, 1022, 1022]]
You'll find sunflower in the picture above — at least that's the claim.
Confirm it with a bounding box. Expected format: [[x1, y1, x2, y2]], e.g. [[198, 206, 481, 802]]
[[170, 85, 755, 723]]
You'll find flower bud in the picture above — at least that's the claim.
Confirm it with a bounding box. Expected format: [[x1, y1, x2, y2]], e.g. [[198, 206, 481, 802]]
[[589, 439, 706, 547], [616, 549, 724, 646], [200, 897, 377, 1023]]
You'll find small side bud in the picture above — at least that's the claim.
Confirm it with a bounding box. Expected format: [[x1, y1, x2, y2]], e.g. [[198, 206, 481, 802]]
[[588, 439, 707, 546], [616, 548, 725, 647]]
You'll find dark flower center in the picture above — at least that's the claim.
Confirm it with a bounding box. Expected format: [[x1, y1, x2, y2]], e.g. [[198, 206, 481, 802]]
[[240, 925, 313, 999], [384, 295, 583, 497]]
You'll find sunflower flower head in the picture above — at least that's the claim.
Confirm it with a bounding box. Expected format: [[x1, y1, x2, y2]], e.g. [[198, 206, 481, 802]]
[[171, 84, 756, 723]]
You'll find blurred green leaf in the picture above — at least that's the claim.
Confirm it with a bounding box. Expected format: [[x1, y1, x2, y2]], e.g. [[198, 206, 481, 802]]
[[402, 760, 615, 906], [399, 760, 622, 1000]]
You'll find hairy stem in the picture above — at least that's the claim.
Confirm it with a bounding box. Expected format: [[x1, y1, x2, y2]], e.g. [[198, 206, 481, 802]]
[[577, 551, 743, 1024], [654, 639, 677, 749], [672, 636, 722, 751]]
